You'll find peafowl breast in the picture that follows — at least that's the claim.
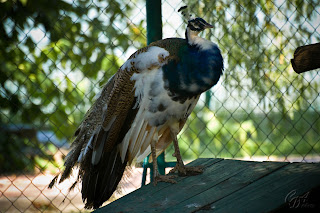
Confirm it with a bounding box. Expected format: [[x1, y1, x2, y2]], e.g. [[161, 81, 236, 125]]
[[49, 8, 223, 209]]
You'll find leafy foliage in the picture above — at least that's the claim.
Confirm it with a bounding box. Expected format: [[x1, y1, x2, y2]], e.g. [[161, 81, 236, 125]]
[[166, 106, 320, 161], [0, 0, 145, 172], [164, 0, 320, 161]]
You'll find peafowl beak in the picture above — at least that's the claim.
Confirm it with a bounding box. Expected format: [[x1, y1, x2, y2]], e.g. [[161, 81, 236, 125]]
[[204, 23, 213, 29]]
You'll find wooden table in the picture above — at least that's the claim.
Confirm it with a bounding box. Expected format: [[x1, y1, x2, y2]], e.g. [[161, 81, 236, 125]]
[[95, 158, 320, 212]]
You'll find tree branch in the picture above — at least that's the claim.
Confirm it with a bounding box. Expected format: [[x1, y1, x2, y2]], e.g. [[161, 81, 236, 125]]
[[291, 42, 320, 73]]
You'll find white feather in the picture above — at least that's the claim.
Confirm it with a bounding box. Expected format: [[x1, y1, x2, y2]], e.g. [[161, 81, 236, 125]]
[[103, 115, 116, 131], [103, 104, 108, 113], [130, 121, 148, 159], [119, 131, 131, 163], [77, 134, 94, 162], [136, 130, 159, 162], [136, 146, 151, 162], [121, 46, 169, 72], [91, 136, 105, 165], [139, 126, 156, 156], [109, 151, 118, 175], [128, 113, 146, 153], [133, 46, 169, 70], [188, 83, 200, 92], [119, 105, 145, 162]]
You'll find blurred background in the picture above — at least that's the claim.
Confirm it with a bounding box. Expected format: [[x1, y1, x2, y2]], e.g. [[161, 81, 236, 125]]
[[1, 0, 319, 212]]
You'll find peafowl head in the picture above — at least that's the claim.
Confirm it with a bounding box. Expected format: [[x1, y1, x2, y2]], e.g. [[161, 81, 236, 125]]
[[179, 6, 214, 47], [187, 17, 213, 33], [185, 18, 213, 45]]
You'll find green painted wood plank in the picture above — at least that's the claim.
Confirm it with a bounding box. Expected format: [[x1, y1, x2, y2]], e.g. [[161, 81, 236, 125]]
[[97, 159, 256, 212], [197, 162, 320, 213], [130, 160, 251, 212], [95, 158, 222, 213], [168, 161, 288, 213], [138, 159, 258, 213], [95, 160, 320, 213]]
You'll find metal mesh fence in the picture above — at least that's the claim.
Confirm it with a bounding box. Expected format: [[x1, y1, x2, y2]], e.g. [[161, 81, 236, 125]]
[[1, 0, 320, 212]]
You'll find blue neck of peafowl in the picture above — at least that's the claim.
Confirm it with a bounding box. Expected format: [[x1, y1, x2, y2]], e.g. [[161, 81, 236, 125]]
[[163, 29, 223, 102]]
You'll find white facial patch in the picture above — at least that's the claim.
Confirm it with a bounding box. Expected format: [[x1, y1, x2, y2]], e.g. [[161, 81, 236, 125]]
[[121, 46, 169, 72]]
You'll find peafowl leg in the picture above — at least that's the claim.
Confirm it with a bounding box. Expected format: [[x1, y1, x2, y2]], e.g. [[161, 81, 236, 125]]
[[169, 131, 204, 176], [151, 133, 177, 185]]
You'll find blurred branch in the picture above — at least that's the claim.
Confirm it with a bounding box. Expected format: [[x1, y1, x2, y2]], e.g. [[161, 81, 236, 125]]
[[291, 42, 320, 74]]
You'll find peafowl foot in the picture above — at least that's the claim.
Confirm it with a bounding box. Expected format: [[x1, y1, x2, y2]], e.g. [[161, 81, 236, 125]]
[[153, 174, 177, 186], [169, 164, 204, 176]]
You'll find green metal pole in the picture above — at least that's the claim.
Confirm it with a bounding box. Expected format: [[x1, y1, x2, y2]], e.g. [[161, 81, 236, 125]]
[[142, 0, 165, 184], [146, 0, 162, 45]]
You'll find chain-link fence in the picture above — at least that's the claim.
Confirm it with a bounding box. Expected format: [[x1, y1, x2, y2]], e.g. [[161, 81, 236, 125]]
[[1, 0, 320, 212]]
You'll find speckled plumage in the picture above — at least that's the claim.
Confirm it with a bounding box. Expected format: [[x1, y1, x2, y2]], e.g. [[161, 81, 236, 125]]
[[49, 14, 223, 209]]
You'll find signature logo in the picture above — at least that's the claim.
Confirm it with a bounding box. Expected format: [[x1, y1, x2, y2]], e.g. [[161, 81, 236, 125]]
[[285, 190, 315, 209]]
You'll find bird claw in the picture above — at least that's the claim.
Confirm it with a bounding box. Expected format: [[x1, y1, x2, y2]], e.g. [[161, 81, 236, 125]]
[[153, 175, 177, 186], [169, 165, 204, 176]]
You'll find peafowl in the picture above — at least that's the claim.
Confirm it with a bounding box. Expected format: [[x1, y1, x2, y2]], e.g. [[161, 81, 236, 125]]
[[49, 6, 223, 209]]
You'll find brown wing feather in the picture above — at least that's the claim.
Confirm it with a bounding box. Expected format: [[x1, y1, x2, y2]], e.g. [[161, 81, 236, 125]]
[[71, 68, 139, 209], [49, 38, 188, 209]]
